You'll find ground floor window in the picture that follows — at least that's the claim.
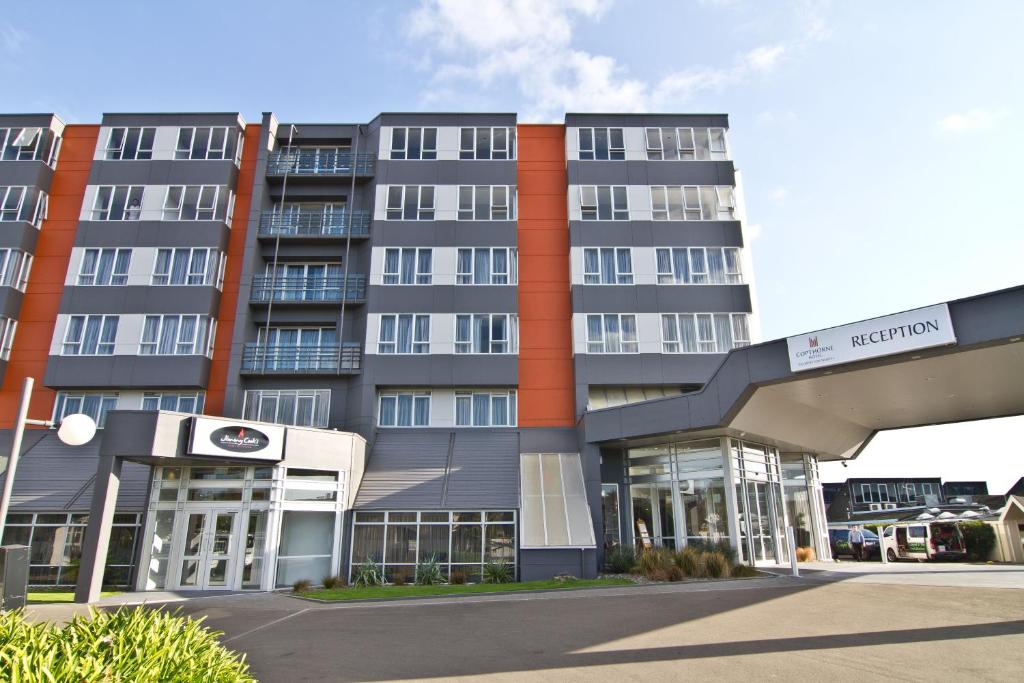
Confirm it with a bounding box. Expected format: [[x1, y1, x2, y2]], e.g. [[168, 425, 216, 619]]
[[350, 510, 516, 583], [601, 484, 620, 551], [276, 510, 335, 587], [1, 512, 141, 586]]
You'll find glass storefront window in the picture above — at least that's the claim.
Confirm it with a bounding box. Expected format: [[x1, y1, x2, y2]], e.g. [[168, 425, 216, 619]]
[[242, 511, 268, 588], [276, 510, 335, 587], [601, 484, 620, 550], [679, 477, 728, 544]]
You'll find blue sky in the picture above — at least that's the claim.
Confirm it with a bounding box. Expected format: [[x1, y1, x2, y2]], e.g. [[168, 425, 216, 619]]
[[4, 0, 1023, 489]]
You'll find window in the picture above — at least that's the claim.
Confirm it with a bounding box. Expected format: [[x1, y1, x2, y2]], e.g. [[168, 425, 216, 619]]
[[459, 127, 516, 160], [583, 248, 633, 284], [53, 392, 119, 428], [661, 313, 750, 353], [455, 390, 517, 427], [142, 392, 206, 414], [0, 316, 15, 360], [579, 186, 628, 220], [77, 249, 130, 286], [585, 314, 638, 353], [1, 186, 47, 226], [0, 249, 32, 290], [139, 315, 215, 356], [455, 314, 518, 354], [383, 248, 432, 285], [578, 127, 625, 160], [152, 248, 222, 286], [162, 185, 228, 221], [91, 186, 144, 221], [645, 127, 728, 160], [0, 127, 46, 161], [62, 315, 118, 355], [655, 247, 742, 284], [175, 127, 238, 160], [389, 127, 438, 160], [104, 127, 155, 160], [456, 248, 517, 285], [650, 185, 735, 220], [378, 392, 431, 427], [243, 389, 331, 428], [457, 185, 515, 220], [378, 314, 430, 354], [385, 185, 435, 220]]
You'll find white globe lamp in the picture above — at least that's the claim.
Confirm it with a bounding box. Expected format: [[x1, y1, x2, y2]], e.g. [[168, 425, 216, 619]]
[[57, 413, 98, 446]]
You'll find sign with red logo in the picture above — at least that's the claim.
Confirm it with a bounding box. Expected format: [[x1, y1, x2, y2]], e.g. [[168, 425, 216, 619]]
[[188, 417, 284, 460]]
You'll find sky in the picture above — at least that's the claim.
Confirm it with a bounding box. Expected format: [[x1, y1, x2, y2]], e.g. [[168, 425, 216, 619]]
[[3, 0, 1022, 490]]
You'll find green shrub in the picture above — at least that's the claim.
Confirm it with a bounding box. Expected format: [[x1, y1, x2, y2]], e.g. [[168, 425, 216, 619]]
[[0, 606, 254, 682], [675, 547, 701, 577], [688, 539, 737, 565], [959, 521, 996, 561], [667, 565, 685, 582], [701, 551, 731, 578], [322, 575, 345, 589], [292, 579, 312, 593], [636, 548, 675, 579], [482, 561, 514, 584], [415, 555, 446, 585], [352, 560, 385, 587], [605, 545, 636, 573]]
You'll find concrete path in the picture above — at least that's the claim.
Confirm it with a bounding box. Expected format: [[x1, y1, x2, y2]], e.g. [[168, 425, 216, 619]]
[[792, 561, 1024, 589]]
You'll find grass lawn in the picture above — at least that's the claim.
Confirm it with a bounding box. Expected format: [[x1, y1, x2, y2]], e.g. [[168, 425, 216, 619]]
[[28, 591, 121, 603], [300, 578, 634, 601]]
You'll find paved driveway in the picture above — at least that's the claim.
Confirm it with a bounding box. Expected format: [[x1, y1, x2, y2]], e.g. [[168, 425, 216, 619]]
[[161, 570, 1024, 682]]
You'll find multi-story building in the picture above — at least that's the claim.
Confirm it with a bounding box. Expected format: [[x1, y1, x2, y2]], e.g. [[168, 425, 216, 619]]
[[824, 477, 992, 524], [0, 110, 786, 595]]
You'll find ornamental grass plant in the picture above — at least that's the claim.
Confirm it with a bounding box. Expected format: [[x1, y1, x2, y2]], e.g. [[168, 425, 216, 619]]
[[0, 606, 254, 682]]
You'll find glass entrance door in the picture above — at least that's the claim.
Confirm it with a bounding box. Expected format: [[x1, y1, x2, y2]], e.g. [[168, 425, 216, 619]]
[[177, 511, 238, 590]]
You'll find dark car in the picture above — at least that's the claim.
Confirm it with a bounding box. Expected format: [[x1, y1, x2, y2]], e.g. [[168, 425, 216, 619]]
[[829, 528, 881, 560]]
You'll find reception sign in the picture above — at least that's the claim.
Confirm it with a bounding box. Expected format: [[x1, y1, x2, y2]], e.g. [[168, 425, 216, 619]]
[[787, 303, 956, 372]]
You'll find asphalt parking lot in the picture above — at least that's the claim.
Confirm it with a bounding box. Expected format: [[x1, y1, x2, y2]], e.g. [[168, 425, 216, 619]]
[[157, 565, 1024, 682]]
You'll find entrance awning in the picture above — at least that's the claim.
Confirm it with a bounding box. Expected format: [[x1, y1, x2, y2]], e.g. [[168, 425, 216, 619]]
[[519, 453, 596, 549]]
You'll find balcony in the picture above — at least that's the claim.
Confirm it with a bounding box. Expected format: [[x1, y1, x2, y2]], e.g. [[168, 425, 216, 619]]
[[266, 150, 375, 177], [241, 342, 362, 375], [257, 209, 370, 239], [249, 275, 366, 305]]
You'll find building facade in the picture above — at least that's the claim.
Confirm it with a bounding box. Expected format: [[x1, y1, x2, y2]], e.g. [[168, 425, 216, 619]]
[[0, 110, 819, 594]]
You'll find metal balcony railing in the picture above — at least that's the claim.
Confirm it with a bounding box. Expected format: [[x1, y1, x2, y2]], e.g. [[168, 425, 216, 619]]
[[249, 275, 366, 303], [266, 150, 376, 176], [257, 209, 371, 238], [241, 342, 362, 373]]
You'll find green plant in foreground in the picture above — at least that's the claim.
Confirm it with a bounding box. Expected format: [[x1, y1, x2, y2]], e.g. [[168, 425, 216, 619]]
[[958, 521, 996, 561], [701, 551, 731, 578], [482, 560, 514, 583], [352, 559, 386, 587], [293, 578, 312, 593], [636, 547, 675, 579], [675, 547, 701, 577], [0, 606, 254, 682], [415, 555, 446, 585], [604, 544, 636, 573], [322, 574, 346, 589]]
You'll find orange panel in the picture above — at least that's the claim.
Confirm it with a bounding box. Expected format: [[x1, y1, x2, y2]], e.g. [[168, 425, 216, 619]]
[[204, 124, 261, 416], [516, 124, 575, 427], [0, 125, 99, 428]]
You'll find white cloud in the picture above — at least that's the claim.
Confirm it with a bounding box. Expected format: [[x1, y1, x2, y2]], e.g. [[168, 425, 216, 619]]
[[745, 222, 764, 240], [769, 187, 789, 204], [0, 21, 28, 55], [936, 108, 1009, 134]]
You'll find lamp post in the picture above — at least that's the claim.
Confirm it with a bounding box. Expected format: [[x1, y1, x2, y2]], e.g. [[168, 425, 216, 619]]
[[0, 377, 96, 541]]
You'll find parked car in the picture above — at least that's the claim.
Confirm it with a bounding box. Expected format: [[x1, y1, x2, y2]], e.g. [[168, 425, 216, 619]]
[[879, 522, 967, 562], [829, 528, 880, 560]]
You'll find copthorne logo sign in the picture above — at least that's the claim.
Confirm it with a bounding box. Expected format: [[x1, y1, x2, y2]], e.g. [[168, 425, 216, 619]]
[[786, 303, 956, 372]]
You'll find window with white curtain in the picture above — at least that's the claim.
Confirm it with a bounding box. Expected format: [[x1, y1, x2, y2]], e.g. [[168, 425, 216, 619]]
[[578, 128, 625, 160], [151, 248, 222, 286], [389, 127, 438, 160], [456, 248, 517, 285], [661, 313, 750, 353], [53, 392, 119, 427], [76, 248, 130, 286], [0, 316, 16, 360], [385, 186, 435, 220], [243, 389, 331, 428], [139, 315, 214, 356], [62, 315, 118, 355], [650, 185, 735, 220], [382, 248, 432, 285], [579, 186, 628, 220], [645, 127, 728, 161], [0, 249, 32, 290], [91, 186, 144, 221], [378, 392, 431, 427], [655, 247, 742, 284], [583, 248, 633, 284], [161, 185, 227, 221], [455, 390, 517, 427], [454, 314, 517, 354], [585, 314, 638, 353], [174, 127, 239, 161], [104, 127, 156, 160], [142, 392, 206, 413], [457, 186, 516, 220], [378, 314, 430, 354], [459, 127, 516, 160]]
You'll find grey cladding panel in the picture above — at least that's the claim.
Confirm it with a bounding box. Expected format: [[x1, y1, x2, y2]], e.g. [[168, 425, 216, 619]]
[[565, 113, 728, 128], [377, 161, 516, 186], [88, 160, 239, 187], [568, 161, 734, 187], [444, 431, 519, 508], [59, 286, 221, 316], [368, 286, 517, 314], [572, 285, 751, 314], [372, 222, 518, 248], [74, 222, 230, 249], [353, 431, 450, 508], [570, 221, 743, 248]]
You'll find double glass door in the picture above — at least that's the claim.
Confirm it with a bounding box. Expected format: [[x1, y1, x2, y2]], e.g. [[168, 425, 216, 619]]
[[178, 511, 238, 590]]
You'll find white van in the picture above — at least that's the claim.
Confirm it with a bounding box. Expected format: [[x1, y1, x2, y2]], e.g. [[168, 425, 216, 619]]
[[880, 522, 967, 562]]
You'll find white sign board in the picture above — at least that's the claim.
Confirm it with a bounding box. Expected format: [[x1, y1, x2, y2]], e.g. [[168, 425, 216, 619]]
[[786, 303, 956, 372], [188, 417, 285, 461]]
